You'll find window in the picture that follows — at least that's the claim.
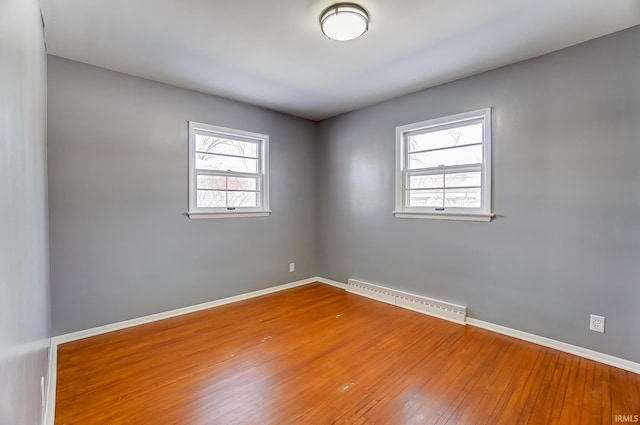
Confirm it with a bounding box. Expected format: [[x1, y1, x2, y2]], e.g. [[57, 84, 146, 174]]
[[394, 108, 493, 221], [188, 122, 269, 218]]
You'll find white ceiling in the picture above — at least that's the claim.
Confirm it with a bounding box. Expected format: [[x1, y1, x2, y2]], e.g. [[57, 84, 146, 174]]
[[40, 0, 640, 121]]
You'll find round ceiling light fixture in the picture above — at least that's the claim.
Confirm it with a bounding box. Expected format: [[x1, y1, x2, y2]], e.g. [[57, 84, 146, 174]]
[[320, 3, 369, 41]]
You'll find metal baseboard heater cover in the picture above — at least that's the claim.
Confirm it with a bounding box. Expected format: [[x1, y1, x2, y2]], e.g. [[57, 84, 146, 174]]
[[347, 279, 467, 325]]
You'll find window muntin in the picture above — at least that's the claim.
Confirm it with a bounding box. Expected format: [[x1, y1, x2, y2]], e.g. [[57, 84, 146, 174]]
[[407, 144, 483, 169], [188, 122, 269, 218], [395, 109, 492, 220]]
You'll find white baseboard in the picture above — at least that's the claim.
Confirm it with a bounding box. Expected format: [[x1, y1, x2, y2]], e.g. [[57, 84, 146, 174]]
[[466, 318, 640, 374], [44, 276, 639, 425], [43, 340, 57, 425], [44, 276, 322, 425], [315, 276, 348, 290], [346, 278, 467, 325], [52, 277, 319, 345]]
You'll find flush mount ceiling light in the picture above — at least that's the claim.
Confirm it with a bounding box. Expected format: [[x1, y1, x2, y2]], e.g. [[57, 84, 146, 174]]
[[320, 3, 369, 41]]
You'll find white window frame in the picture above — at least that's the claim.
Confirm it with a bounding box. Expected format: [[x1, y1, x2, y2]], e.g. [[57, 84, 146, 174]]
[[187, 121, 270, 219], [394, 108, 493, 222]]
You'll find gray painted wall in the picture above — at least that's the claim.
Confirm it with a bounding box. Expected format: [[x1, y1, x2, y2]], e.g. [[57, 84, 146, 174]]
[[0, 0, 51, 423], [317, 26, 640, 363], [48, 57, 318, 335], [48, 27, 640, 363]]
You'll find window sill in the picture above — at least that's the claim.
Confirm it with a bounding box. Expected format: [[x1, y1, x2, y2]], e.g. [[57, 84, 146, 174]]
[[187, 211, 271, 219], [393, 211, 494, 222]]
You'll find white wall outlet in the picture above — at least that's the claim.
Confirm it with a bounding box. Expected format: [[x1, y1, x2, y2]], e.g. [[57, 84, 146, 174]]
[[589, 314, 605, 333], [289, 263, 295, 273]]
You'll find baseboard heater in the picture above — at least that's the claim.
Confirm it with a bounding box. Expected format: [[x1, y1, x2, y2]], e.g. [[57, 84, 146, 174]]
[[346, 279, 467, 325]]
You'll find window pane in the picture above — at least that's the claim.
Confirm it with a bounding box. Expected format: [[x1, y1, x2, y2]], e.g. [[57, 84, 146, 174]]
[[445, 172, 481, 188], [197, 175, 226, 190], [197, 175, 258, 191], [227, 176, 257, 191], [228, 191, 258, 207], [197, 189, 259, 208], [197, 190, 226, 208], [408, 122, 483, 152], [408, 144, 482, 169], [407, 189, 443, 207], [196, 153, 258, 173], [444, 188, 481, 208], [195, 135, 258, 158], [409, 174, 443, 189]]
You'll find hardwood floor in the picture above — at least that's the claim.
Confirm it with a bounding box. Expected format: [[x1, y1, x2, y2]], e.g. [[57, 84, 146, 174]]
[[55, 283, 639, 424]]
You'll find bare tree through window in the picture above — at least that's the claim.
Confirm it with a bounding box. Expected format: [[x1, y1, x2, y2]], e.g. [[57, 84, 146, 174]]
[[396, 109, 492, 217], [188, 122, 269, 215]]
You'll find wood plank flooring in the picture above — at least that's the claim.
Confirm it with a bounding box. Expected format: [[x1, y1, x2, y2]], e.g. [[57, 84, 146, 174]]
[[55, 283, 640, 424]]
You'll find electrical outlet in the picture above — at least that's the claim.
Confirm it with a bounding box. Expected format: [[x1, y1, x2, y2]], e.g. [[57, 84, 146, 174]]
[[289, 263, 295, 273], [589, 314, 605, 333]]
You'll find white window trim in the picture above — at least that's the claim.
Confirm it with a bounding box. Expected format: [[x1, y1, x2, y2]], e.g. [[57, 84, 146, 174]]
[[187, 121, 270, 219], [393, 108, 494, 222]]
